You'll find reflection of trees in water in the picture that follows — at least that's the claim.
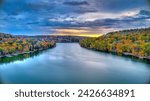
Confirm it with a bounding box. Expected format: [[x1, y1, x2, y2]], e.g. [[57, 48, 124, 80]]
[[0, 76, 4, 84], [0, 51, 44, 65], [146, 80, 150, 84], [148, 80, 150, 84], [0, 50, 45, 84], [101, 52, 150, 64]]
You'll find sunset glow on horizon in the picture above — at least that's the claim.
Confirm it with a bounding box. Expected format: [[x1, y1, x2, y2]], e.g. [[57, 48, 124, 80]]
[[51, 33, 102, 37], [53, 28, 103, 37]]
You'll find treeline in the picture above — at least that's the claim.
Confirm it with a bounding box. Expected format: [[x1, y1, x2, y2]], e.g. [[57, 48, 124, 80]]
[[80, 27, 150, 59], [16, 35, 87, 43], [0, 34, 56, 57]]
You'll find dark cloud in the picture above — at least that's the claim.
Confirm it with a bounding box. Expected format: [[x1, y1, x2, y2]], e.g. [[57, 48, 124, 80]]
[[0, 0, 4, 7], [139, 10, 150, 16], [147, 0, 150, 6], [64, 1, 89, 6], [37, 10, 150, 29], [92, 0, 148, 13], [0, 0, 3, 4], [74, 9, 98, 13], [83, 10, 150, 28], [0, 0, 150, 35]]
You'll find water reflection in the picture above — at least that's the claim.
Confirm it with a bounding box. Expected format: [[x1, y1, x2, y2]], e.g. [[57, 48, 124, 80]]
[[148, 80, 150, 84], [101, 52, 150, 64], [0, 45, 149, 66], [0, 51, 44, 65], [83, 48, 150, 65], [0, 77, 3, 84], [0, 74, 5, 84], [0, 43, 150, 84]]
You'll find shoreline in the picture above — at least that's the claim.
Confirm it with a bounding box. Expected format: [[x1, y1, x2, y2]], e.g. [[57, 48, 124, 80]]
[[122, 52, 150, 60], [0, 50, 38, 58], [0, 45, 56, 58], [80, 45, 150, 61]]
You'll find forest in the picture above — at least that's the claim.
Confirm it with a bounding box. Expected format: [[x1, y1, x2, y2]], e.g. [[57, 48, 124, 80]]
[[0, 33, 56, 57], [80, 28, 150, 59]]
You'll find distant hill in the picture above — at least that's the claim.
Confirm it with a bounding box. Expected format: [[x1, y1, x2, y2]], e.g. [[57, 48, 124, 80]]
[[15, 35, 88, 43], [0, 32, 88, 42]]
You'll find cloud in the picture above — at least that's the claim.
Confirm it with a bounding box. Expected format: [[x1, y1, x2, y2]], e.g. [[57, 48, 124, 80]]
[[54, 27, 111, 36], [139, 10, 150, 16], [64, 1, 89, 6], [92, 0, 148, 13], [147, 0, 150, 6], [39, 9, 150, 34], [0, 0, 4, 6], [0, 0, 150, 35]]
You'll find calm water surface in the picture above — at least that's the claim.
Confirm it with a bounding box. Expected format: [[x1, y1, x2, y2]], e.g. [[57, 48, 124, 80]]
[[0, 43, 150, 84]]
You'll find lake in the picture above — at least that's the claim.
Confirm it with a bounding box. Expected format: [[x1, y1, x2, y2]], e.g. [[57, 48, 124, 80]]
[[0, 43, 150, 84]]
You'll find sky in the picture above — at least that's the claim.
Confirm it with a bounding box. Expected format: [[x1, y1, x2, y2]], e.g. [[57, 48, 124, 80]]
[[0, 0, 150, 36]]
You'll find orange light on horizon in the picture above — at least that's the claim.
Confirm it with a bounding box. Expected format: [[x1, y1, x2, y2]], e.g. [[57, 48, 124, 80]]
[[51, 33, 102, 37], [56, 29, 88, 33], [54, 28, 103, 37]]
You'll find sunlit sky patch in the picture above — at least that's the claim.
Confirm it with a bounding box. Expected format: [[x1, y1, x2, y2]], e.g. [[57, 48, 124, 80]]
[[0, 0, 150, 36]]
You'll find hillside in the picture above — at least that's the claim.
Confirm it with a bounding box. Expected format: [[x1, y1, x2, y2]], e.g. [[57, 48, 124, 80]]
[[80, 28, 150, 59], [0, 33, 56, 58], [0, 33, 87, 58]]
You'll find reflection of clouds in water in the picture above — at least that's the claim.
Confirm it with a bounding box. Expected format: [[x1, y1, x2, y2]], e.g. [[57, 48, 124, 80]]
[[13, 60, 29, 65], [85, 61, 107, 69], [0, 57, 33, 69], [0, 43, 150, 84], [48, 55, 64, 61]]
